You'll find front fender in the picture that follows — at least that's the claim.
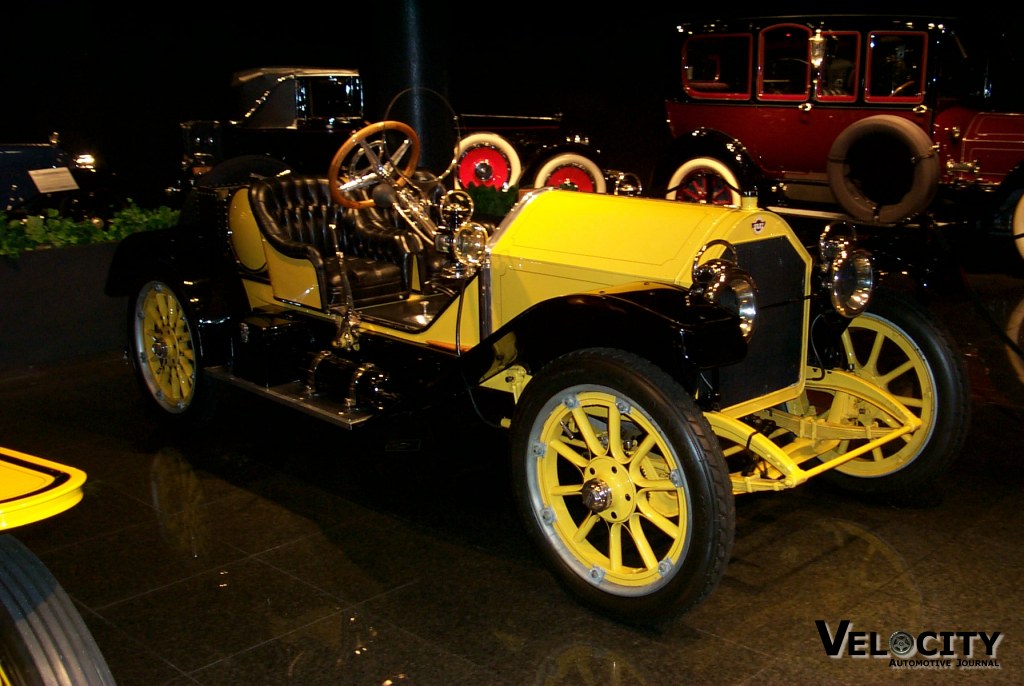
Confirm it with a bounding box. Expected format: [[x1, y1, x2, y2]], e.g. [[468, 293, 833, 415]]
[[105, 228, 174, 297], [463, 281, 748, 394], [652, 127, 762, 195]]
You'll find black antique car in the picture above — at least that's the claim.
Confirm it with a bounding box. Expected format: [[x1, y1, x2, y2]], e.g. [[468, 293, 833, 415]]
[[170, 67, 640, 203], [107, 116, 969, 623], [1, 133, 125, 226]]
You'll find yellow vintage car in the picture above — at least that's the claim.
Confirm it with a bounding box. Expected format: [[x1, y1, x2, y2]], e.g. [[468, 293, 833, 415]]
[[104, 117, 969, 623], [0, 447, 115, 685]]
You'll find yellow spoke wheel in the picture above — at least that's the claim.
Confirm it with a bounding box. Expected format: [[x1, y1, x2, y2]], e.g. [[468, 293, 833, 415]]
[[511, 348, 733, 623], [130, 280, 204, 417], [818, 289, 969, 495]]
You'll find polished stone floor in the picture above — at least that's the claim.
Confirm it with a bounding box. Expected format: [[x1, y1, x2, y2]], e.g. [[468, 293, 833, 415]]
[[2, 232, 1023, 685]]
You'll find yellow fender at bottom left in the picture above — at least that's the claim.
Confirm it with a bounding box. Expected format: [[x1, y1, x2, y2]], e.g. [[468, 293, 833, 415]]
[[0, 446, 87, 530]]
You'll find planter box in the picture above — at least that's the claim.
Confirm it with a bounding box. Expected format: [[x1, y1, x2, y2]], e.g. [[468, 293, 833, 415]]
[[0, 243, 126, 370]]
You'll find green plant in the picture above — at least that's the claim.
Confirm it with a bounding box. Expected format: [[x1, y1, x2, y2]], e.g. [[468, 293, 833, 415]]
[[0, 204, 179, 259], [465, 184, 519, 221]]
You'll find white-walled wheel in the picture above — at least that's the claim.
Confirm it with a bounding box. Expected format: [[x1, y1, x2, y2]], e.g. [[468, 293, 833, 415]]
[[666, 157, 741, 206], [826, 115, 939, 224], [454, 132, 522, 190], [532, 153, 607, 193]]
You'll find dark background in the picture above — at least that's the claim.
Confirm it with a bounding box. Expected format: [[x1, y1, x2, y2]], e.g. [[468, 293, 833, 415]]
[[2, 3, 1013, 206], [2, 4, 680, 201]]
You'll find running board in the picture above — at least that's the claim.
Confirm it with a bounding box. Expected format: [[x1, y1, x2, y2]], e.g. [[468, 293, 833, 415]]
[[765, 206, 849, 221], [767, 205, 962, 229], [206, 366, 374, 430]]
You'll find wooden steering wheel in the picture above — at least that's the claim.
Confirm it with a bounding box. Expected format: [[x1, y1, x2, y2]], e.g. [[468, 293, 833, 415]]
[[328, 120, 421, 209]]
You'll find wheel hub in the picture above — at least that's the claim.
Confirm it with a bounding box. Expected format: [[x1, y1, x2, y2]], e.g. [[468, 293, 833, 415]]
[[473, 160, 493, 182], [150, 338, 169, 363], [582, 457, 637, 522], [581, 479, 612, 512]]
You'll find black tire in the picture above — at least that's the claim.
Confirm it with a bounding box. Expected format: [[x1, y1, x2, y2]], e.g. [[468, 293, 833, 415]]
[[0, 535, 116, 686], [128, 279, 217, 425], [510, 348, 734, 623], [819, 288, 970, 496], [827, 115, 939, 224]]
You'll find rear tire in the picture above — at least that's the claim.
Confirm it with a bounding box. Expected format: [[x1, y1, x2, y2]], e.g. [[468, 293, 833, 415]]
[[128, 279, 216, 425], [531, 153, 606, 193]]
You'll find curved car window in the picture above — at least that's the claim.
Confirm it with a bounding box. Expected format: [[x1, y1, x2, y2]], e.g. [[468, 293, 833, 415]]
[[759, 24, 811, 101], [816, 31, 860, 101], [866, 31, 927, 102], [683, 33, 752, 99], [302, 76, 364, 122]]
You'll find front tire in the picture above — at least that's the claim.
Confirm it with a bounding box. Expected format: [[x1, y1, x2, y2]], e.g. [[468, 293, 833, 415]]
[[819, 289, 970, 496], [664, 157, 742, 206], [128, 280, 215, 423], [510, 348, 734, 623], [0, 535, 116, 686]]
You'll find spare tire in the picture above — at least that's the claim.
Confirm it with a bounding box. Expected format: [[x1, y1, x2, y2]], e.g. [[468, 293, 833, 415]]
[[827, 115, 938, 224], [454, 132, 522, 190]]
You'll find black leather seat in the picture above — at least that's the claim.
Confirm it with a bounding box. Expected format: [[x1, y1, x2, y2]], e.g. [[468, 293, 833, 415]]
[[249, 176, 414, 309]]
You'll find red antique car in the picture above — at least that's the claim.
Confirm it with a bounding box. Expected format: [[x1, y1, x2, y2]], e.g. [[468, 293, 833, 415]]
[[653, 14, 1024, 259]]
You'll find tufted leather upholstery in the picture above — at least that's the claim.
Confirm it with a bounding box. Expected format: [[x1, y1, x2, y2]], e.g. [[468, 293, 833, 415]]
[[249, 176, 415, 308], [341, 205, 425, 293]]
